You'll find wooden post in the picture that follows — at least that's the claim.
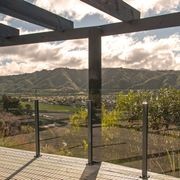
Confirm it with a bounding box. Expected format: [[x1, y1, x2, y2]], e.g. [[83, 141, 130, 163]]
[[88, 27, 102, 162]]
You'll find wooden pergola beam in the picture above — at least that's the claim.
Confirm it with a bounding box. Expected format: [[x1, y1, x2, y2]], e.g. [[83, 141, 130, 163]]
[[0, 0, 73, 31], [0, 23, 19, 38], [81, 0, 140, 21], [0, 12, 180, 46]]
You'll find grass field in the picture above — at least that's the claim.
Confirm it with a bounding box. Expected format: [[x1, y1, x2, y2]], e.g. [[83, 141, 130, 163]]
[[21, 101, 77, 112]]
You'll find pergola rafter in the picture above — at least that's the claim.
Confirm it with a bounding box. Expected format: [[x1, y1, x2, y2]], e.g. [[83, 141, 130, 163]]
[[0, 23, 19, 38], [0, 0, 73, 31], [0, 12, 179, 46], [81, 0, 140, 21]]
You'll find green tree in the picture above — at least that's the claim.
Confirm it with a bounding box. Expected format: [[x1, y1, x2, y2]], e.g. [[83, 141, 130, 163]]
[[149, 88, 180, 129], [102, 104, 119, 127], [115, 90, 149, 123], [2, 95, 23, 115], [25, 104, 32, 115], [70, 107, 87, 128], [69, 88, 180, 131]]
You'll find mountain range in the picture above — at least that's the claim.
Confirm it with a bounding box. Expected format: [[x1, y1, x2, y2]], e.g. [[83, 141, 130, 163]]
[[0, 68, 179, 93]]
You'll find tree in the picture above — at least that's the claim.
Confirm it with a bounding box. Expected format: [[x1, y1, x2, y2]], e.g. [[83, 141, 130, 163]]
[[115, 90, 149, 123], [2, 95, 23, 115], [25, 104, 32, 115], [70, 107, 87, 128]]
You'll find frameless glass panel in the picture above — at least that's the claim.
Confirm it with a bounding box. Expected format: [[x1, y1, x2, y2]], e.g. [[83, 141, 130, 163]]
[[101, 30, 180, 178], [38, 92, 88, 158], [0, 92, 35, 151]]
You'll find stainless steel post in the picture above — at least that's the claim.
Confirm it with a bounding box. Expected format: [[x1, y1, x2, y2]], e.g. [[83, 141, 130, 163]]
[[35, 99, 40, 157], [141, 101, 149, 179], [87, 100, 93, 165]]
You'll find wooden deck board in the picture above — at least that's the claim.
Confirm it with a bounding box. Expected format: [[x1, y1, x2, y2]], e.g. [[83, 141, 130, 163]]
[[0, 147, 178, 180]]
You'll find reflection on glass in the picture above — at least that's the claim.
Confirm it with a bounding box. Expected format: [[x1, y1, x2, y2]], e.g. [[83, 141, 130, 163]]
[[0, 94, 35, 151], [0, 87, 179, 178], [100, 88, 180, 178]]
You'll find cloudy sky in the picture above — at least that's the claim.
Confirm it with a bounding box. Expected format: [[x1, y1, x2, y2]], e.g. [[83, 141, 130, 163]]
[[0, 0, 180, 75]]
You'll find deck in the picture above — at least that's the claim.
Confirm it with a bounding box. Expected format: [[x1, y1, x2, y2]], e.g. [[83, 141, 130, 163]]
[[0, 147, 178, 180]]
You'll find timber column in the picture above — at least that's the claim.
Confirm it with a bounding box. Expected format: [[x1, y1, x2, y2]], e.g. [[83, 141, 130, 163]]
[[88, 27, 102, 162]]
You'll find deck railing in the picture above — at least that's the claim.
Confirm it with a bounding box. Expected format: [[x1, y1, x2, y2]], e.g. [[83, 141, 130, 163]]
[[33, 99, 179, 180]]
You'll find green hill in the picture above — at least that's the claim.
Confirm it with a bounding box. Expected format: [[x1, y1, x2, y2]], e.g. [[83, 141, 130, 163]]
[[0, 68, 179, 93]]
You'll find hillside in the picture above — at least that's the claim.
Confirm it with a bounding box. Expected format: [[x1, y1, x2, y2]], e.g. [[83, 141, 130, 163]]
[[0, 68, 179, 93]]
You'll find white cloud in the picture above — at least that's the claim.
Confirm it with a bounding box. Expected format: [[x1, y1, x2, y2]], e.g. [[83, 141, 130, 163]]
[[102, 34, 180, 70], [125, 0, 180, 17], [0, 39, 88, 75], [0, 33, 179, 76], [34, 0, 100, 21], [0, 14, 12, 25]]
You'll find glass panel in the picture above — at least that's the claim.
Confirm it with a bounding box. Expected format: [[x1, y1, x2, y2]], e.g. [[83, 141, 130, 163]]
[[37, 92, 88, 159], [0, 93, 35, 151], [101, 77, 180, 178]]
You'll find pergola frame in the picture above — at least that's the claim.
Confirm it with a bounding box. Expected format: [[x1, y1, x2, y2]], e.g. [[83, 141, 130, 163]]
[[0, 12, 180, 46], [0, 0, 180, 163]]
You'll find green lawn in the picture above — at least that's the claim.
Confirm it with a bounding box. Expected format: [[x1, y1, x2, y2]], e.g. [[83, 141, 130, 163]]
[[21, 101, 77, 112]]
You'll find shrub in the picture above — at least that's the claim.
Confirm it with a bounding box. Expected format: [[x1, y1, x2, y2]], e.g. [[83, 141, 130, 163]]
[[70, 108, 87, 128]]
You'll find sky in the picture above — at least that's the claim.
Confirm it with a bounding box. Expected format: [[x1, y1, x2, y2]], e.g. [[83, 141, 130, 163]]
[[0, 0, 180, 76]]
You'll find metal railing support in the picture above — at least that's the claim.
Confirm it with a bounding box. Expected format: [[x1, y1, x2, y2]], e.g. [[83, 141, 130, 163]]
[[141, 101, 150, 179], [34, 99, 40, 158], [87, 100, 93, 165]]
